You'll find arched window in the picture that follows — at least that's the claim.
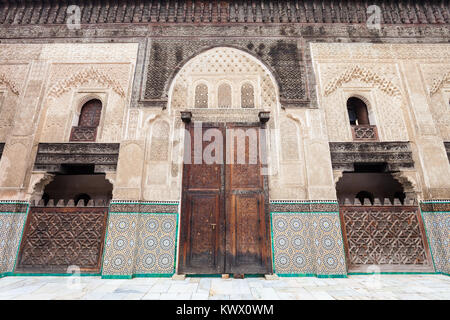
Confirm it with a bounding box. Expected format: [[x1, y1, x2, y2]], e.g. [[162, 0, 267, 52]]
[[241, 83, 255, 108], [194, 84, 208, 108], [218, 83, 232, 108], [78, 99, 102, 127], [356, 191, 374, 205], [70, 99, 102, 142], [347, 97, 369, 125]]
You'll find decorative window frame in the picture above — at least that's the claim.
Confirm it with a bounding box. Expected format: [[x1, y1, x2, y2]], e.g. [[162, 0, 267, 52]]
[[239, 80, 257, 109], [216, 80, 234, 108], [341, 89, 381, 141], [191, 79, 211, 109], [67, 89, 109, 142]]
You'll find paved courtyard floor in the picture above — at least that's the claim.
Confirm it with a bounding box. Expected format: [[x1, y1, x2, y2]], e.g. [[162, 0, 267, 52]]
[[0, 274, 448, 300]]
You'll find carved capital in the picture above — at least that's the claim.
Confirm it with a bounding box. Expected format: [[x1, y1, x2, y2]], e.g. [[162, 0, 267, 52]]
[[27, 171, 55, 200], [333, 170, 344, 187]]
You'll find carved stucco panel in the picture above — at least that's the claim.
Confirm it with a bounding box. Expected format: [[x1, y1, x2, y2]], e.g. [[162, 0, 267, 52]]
[[41, 63, 133, 142], [0, 64, 31, 139], [420, 64, 450, 141], [311, 43, 450, 62], [169, 47, 278, 113], [317, 63, 408, 142]]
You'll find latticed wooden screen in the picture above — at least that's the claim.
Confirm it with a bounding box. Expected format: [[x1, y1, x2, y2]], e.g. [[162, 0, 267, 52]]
[[340, 206, 429, 266], [16, 206, 108, 273]]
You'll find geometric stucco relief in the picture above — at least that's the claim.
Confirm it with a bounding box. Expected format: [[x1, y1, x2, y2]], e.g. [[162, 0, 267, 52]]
[[47, 66, 126, 99], [323, 65, 402, 98], [169, 47, 278, 111], [0, 73, 20, 96], [428, 70, 450, 96]]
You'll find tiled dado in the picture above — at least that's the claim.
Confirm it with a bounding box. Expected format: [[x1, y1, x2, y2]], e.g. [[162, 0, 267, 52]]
[[101, 201, 179, 279], [270, 200, 347, 278], [420, 200, 450, 275], [0, 201, 29, 278]]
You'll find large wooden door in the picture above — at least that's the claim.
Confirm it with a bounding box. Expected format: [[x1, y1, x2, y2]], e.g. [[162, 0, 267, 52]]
[[225, 123, 270, 274], [179, 122, 271, 274], [178, 123, 226, 274]]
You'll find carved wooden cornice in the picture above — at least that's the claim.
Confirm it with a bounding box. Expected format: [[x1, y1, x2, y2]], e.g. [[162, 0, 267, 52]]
[[0, 1, 448, 26], [33, 142, 120, 173], [329, 141, 414, 171]]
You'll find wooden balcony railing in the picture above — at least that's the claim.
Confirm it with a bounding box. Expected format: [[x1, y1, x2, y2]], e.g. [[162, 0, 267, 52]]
[[69, 126, 98, 142], [351, 125, 379, 141]]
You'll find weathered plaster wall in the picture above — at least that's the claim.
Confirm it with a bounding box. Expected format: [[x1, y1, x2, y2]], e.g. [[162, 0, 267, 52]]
[[0, 43, 139, 200], [311, 43, 450, 200]]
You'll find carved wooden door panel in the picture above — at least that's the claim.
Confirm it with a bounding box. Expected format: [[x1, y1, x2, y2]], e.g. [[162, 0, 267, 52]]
[[179, 122, 271, 275], [178, 123, 226, 274], [225, 123, 271, 274], [16, 206, 108, 273]]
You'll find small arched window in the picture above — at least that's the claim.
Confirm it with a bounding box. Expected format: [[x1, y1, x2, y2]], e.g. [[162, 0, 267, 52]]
[[70, 99, 102, 142], [78, 99, 102, 127], [347, 97, 369, 125], [218, 83, 232, 108], [195, 84, 208, 108], [241, 83, 255, 108]]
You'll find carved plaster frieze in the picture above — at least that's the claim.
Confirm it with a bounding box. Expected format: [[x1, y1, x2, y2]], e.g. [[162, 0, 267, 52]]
[[429, 71, 450, 96], [47, 66, 125, 99], [0, 73, 20, 96], [323, 65, 402, 98]]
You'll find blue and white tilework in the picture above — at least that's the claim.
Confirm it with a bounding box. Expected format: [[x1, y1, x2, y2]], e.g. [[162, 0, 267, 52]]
[[270, 201, 347, 277]]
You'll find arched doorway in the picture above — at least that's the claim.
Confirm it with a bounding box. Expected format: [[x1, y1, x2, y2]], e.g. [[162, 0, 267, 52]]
[[169, 47, 279, 275]]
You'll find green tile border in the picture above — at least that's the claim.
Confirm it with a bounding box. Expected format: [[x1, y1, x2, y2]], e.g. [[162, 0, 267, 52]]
[[101, 273, 174, 279], [1, 272, 101, 278], [276, 273, 347, 278], [347, 272, 437, 275]]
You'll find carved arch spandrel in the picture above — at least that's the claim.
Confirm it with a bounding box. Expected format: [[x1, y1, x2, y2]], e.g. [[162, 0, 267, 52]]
[[47, 66, 126, 99], [27, 172, 55, 201], [429, 70, 450, 96], [0, 73, 20, 96], [323, 65, 402, 98]]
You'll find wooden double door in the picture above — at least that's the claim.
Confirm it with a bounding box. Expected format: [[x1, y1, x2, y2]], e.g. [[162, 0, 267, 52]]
[[179, 122, 272, 275]]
